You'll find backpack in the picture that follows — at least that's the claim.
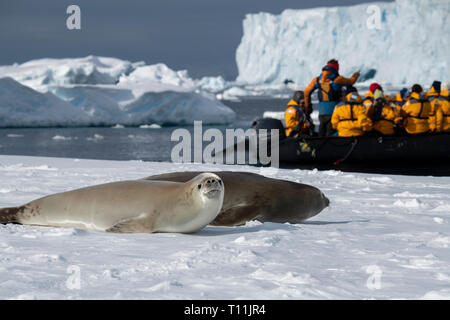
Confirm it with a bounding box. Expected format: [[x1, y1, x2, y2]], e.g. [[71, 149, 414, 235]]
[[316, 75, 341, 102]]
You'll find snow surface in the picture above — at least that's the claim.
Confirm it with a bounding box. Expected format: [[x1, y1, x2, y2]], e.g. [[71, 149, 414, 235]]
[[236, 0, 450, 86], [0, 57, 235, 127], [1, 155, 450, 299]]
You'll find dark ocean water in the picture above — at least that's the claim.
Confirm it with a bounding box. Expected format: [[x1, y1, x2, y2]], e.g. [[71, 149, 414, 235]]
[[0, 98, 287, 162]]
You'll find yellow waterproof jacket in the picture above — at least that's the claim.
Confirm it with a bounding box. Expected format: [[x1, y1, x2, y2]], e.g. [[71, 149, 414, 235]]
[[331, 93, 372, 137], [401, 92, 432, 134], [362, 91, 375, 110], [285, 99, 305, 136], [393, 93, 406, 108], [433, 90, 450, 132], [426, 87, 440, 101], [428, 87, 442, 132], [369, 103, 403, 135]]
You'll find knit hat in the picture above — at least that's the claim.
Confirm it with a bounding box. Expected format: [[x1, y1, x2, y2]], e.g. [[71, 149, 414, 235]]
[[431, 80, 441, 92], [369, 83, 382, 93], [326, 59, 339, 71], [327, 62, 339, 71], [400, 88, 408, 98]]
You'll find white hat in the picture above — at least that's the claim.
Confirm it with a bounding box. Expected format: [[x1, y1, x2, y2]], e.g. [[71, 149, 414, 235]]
[[441, 82, 450, 91]]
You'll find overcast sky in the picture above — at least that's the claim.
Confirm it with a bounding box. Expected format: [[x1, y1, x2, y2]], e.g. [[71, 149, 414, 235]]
[[0, 0, 388, 79]]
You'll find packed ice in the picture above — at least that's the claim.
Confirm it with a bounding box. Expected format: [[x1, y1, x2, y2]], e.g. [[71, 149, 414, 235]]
[[0, 155, 449, 299]]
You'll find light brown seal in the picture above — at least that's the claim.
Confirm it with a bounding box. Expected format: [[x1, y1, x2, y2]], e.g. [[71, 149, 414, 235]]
[[0, 173, 224, 234]]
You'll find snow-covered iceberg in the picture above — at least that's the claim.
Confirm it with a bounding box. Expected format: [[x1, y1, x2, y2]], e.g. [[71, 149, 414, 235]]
[[0, 57, 235, 127], [0, 56, 137, 89], [236, 0, 450, 86]]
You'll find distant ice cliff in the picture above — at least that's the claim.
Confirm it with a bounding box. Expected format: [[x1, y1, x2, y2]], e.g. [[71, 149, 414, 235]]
[[236, 0, 449, 86]]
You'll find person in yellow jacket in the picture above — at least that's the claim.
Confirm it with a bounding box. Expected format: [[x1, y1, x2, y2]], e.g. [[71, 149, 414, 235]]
[[331, 88, 372, 137], [431, 82, 450, 132], [426, 81, 441, 101], [427, 81, 442, 132], [362, 82, 382, 110], [401, 84, 432, 134], [367, 89, 403, 135], [392, 88, 409, 108], [285, 91, 309, 137]]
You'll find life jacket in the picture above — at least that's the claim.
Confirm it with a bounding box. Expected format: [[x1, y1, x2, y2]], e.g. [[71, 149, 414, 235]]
[[362, 91, 375, 109], [316, 66, 341, 103], [430, 90, 450, 132], [331, 93, 372, 137], [426, 86, 440, 101], [370, 101, 401, 135], [287, 99, 304, 114], [402, 92, 432, 134], [285, 100, 306, 136], [407, 93, 430, 120], [393, 92, 405, 107]]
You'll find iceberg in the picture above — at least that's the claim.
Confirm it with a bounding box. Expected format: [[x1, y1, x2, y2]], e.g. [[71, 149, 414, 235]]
[[0, 77, 90, 127], [0, 57, 235, 127], [196, 76, 227, 93], [236, 0, 450, 87], [118, 63, 196, 93], [0, 56, 138, 89]]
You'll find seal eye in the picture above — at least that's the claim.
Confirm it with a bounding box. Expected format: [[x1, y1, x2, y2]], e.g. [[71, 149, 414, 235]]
[[197, 184, 202, 190]]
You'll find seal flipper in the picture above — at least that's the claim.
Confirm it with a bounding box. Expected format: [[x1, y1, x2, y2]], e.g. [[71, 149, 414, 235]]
[[105, 214, 153, 233], [0, 206, 25, 224], [210, 205, 261, 226]]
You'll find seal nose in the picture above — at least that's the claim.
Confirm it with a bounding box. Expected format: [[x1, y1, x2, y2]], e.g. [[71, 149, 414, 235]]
[[205, 178, 221, 188]]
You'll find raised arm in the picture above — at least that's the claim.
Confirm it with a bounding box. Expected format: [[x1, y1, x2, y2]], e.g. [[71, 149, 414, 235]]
[[304, 77, 318, 108], [334, 71, 360, 86]]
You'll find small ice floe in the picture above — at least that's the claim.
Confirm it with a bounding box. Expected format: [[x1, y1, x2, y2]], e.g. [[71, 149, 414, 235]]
[[139, 124, 161, 129], [433, 217, 444, 224], [393, 198, 428, 209], [52, 135, 76, 141], [6, 134, 24, 138], [112, 124, 125, 129], [86, 134, 104, 141]]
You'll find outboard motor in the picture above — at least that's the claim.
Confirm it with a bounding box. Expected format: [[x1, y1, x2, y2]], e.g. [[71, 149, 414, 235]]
[[251, 118, 287, 141]]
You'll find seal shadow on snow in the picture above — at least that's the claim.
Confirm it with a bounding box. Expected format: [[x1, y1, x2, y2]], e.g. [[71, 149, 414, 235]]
[[195, 219, 370, 237], [196, 222, 302, 237], [300, 219, 370, 225]]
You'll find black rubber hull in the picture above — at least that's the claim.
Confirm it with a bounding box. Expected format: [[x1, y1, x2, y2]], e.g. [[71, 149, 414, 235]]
[[279, 133, 450, 164]]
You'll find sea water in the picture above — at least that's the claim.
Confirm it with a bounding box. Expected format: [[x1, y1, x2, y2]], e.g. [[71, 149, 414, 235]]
[[0, 98, 287, 162]]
